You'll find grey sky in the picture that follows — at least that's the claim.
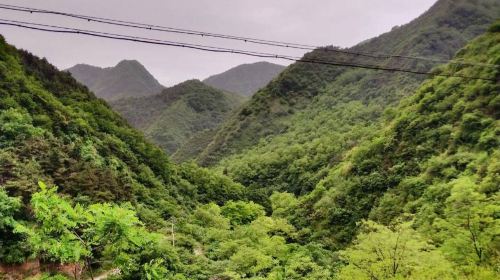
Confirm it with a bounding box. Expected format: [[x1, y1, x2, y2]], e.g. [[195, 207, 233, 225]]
[[0, 0, 437, 86]]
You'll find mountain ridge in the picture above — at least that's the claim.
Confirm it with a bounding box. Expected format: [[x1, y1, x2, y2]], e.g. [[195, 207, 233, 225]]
[[203, 61, 285, 97], [66, 59, 164, 101], [110, 79, 245, 157], [197, 0, 500, 170]]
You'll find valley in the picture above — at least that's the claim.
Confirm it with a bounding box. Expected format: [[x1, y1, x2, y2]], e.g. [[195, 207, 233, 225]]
[[0, 0, 499, 279]]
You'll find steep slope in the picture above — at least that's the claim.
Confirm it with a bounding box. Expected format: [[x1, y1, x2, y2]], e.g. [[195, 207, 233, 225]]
[[198, 0, 500, 197], [66, 60, 164, 101], [0, 35, 244, 226], [304, 24, 499, 262], [110, 80, 245, 157], [203, 61, 285, 97]]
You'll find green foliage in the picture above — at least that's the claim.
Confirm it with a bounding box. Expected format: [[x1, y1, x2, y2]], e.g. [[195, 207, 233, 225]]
[[110, 80, 244, 156], [419, 176, 500, 272], [198, 0, 500, 168], [16, 181, 89, 263], [143, 259, 170, 280], [1, 2, 500, 279], [221, 200, 266, 226], [336, 221, 456, 280], [38, 274, 70, 280], [0, 187, 30, 263], [0, 187, 21, 229], [0, 31, 248, 226], [177, 162, 245, 205], [0, 108, 44, 145], [7, 182, 180, 279], [310, 29, 500, 247], [174, 202, 334, 279], [270, 192, 298, 219], [15, 182, 150, 265]]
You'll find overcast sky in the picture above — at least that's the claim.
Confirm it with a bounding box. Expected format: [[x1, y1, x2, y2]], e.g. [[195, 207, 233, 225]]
[[0, 0, 437, 86]]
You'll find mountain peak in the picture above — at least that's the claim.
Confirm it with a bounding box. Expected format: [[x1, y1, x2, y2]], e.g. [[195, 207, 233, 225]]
[[114, 59, 143, 69], [203, 61, 285, 97], [67, 59, 164, 101]]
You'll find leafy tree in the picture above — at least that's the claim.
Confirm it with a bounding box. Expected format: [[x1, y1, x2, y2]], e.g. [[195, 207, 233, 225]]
[[433, 177, 499, 271], [0, 187, 30, 263], [15, 181, 89, 263], [337, 221, 456, 280], [0, 187, 20, 230], [15, 182, 179, 278], [270, 192, 298, 219], [221, 200, 265, 226], [0, 108, 44, 145]]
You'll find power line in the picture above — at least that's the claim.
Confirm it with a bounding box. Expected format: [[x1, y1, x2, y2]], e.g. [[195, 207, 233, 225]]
[[0, 19, 496, 82], [0, 19, 288, 59], [0, 2, 498, 69]]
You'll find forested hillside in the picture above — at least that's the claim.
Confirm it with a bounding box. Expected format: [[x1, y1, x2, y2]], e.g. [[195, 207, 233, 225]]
[[1, 23, 498, 279], [67, 60, 164, 101], [110, 80, 245, 157], [1, 0, 499, 279], [0, 34, 247, 278], [203, 61, 285, 97], [198, 0, 500, 172], [300, 25, 500, 278]]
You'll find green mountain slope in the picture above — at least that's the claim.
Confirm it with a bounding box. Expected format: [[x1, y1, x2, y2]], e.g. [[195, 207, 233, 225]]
[[199, 0, 500, 198], [303, 24, 500, 269], [0, 36, 332, 279], [1, 10, 499, 280], [1, 27, 497, 279], [66, 60, 165, 101], [0, 35, 244, 225], [110, 80, 245, 157], [203, 61, 285, 97]]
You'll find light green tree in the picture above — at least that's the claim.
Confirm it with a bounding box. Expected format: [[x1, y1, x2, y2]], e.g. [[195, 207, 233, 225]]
[[221, 200, 265, 226], [15, 181, 89, 263], [433, 176, 499, 275], [15, 182, 171, 279], [337, 220, 456, 280]]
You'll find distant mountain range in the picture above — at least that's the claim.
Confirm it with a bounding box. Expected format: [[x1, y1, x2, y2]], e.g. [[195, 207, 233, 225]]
[[66, 60, 164, 101], [2, 0, 500, 278], [110, 80, 245, 157], [65, 60, 281, 157], [203, 61, 285, 97], [67, 60, 284, 101]]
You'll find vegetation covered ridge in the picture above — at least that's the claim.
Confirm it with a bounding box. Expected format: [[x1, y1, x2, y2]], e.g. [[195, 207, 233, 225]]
[[1, 21, 499, 280], [198, 0, 500, 169], [110, 79, 245, 158]]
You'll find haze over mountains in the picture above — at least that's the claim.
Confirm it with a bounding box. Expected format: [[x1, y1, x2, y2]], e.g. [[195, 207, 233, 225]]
[[66, 60, 164, 101], [203, 61, 285, 97], [196, 0, 500, 167], [1, 0, 499, 279], [110, 80, 244, 157], [66, 60, 285, 157], [67, 60, 285, 101]]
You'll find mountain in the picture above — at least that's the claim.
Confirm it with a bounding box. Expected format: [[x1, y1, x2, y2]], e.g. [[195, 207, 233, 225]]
[[196, 0, 500, 197], [66, 60, 164, 101], [203, 61, 285, 97], [0, 35, 244, 224], [0, 34, 330, 280], [306, 25, 500, 272], [1, 4, 499, 279], [110, 80, 245, 157]]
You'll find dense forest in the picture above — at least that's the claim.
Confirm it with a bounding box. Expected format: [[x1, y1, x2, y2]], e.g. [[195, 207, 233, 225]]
[[110, 80, 244, 159], [0, 0, 499, 279], [197, 0, 500, 168]]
